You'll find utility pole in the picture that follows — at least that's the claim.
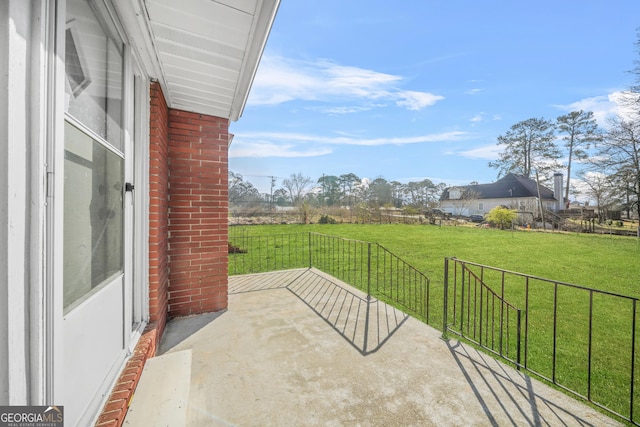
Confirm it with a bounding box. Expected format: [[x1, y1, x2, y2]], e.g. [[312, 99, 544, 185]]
[[269, 176, 276, 212]]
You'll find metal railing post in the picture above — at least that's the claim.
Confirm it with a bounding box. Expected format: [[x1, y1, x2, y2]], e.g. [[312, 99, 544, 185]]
[[631, 299, 637, 423], [362, 242, 373, 354], [517, 309, 522, 371], [367, 243, 372, 299], [308, 232, 312, 268], [443, 258, 449, 339]]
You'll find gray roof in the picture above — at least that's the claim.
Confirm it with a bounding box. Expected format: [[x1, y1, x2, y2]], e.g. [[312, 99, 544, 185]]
[[440, 173, 556, 201]]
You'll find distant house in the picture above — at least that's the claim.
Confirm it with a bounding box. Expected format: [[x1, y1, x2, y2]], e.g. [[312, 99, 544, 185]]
[[440, 173, 562, 219]]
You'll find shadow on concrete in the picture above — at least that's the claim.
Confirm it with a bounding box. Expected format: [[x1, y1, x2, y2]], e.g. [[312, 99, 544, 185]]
[[229, 268, 409, 355], [161, 270, 312, 355], [287, 269, 409, 355], [159, 311, 226, 354], [227, 269, 306, 293], [446, 339, 601, 427]]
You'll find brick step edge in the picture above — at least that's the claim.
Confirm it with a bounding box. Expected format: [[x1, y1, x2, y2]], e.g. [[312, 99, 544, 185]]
[[94, 324, 160, 427]]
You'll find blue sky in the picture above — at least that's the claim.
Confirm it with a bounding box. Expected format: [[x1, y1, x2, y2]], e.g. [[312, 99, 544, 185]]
[[229, 1, 640, 198]]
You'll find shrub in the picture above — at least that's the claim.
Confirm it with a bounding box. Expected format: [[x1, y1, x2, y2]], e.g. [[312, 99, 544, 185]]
[[486, 206, 518, 230], [318, 214, 337, 224]]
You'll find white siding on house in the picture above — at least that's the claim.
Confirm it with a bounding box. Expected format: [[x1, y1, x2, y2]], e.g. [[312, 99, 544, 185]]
[[441, 197, 542, 218]]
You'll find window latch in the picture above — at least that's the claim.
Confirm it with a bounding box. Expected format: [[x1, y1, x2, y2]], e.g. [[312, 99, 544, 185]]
[[125, 182, 135, 192]]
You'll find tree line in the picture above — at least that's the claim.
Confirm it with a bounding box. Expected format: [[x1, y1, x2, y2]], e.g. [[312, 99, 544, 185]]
[[230, 101, 639, 219], [229, 171, 447, 211], [231, 95, 639, 219]]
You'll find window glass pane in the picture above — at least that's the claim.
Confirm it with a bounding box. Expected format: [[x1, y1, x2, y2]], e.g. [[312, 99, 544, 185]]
[[65, 0, 123, 151], [64, 121, 124, 311]]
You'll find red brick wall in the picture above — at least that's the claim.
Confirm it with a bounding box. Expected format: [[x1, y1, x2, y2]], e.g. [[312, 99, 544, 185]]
[[167, 109, 229, 317], [148, 81, 229, 324], [148, 82, 169, 336]]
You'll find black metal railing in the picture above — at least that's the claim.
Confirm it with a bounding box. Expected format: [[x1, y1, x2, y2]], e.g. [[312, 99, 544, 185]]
[[228, 231, 310, 273], [443, 258, 523, 368], [309, 233, 431, 322], [228, 231, 431, 322], [443, 257, 640, 426]]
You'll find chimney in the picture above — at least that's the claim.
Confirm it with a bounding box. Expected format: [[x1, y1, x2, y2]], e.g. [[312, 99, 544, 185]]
[[553, 173, 564, 212]]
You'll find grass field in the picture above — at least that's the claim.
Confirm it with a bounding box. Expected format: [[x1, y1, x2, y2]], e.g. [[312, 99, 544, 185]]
[[229, 223, 640, 423], [230, 223, 640, 296]]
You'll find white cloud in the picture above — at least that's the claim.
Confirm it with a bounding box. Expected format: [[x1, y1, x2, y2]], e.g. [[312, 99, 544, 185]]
[[230, 130, 468, 158], [465, 88, 482, 95], [608, 91, 638, 121], [323, 62, 400, 96], [394, 91, 444, 110], [315, 104, 381, 115], [249, 56, 444, 111], [456, 144, 503, 160], [233, 130, 467, 148], [230, 141, 332, 158], [470, 114, 483, 123], [554, 91, 637, 126]]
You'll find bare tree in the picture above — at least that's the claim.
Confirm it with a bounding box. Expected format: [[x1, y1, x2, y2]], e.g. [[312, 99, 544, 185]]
[[597, 116, 640, 224], [282, 172, 313, 206], [629, 28, 640, 116], [578, 170, 617, 223]]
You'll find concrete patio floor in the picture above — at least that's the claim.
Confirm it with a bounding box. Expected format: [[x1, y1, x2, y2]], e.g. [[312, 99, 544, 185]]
[[124, 268, 621, 426]]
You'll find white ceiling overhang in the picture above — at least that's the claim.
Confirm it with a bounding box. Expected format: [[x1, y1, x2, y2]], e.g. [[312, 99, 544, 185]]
[[115, 0, 279, 121]]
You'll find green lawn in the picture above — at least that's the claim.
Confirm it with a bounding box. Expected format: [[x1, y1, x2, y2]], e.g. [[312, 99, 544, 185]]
[[230, 223, 639, 297], [229, 223, 640, 423]]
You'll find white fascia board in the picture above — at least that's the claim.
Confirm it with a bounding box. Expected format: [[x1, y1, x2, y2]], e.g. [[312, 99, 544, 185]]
[[112, 0, 165, 86], [229, 0, 280, 122]]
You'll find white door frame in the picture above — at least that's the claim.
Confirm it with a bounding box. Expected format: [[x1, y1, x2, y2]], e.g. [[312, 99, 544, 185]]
[[48, 0, 67, 408], [124, 49, 150, 350]]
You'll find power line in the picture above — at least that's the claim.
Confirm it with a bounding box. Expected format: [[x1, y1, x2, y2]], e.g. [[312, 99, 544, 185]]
[[239, 174, 285, 180]]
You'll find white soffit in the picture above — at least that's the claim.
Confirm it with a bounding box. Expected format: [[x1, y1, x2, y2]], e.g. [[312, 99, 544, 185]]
[[139, 0, 278, 121]]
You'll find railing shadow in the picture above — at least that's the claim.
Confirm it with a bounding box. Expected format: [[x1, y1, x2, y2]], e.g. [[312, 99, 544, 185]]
[[445, 339, 602, 427], [228, 269, 308, 293], [231, 268, 409, 355], [286, 268, 409, 355]]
